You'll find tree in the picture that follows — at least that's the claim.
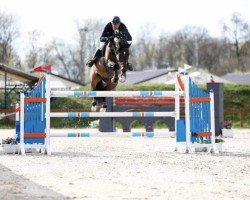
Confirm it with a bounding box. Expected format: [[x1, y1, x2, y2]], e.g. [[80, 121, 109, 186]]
[[222, 13, 250, 71], [51, 39, 73, 79], [131, 23, 156, 70], [24, 30, 43, 70], [0, 11, 20, 67], [154, 34, 170, 69], [23, 19, 105, 83], [51, 19, 105, 83], [23, 30, 58, 71], [72, 19, 104, 83]]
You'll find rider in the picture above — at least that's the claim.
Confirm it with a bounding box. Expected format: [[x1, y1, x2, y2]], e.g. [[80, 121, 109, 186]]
[[86, 16, 133, 71]]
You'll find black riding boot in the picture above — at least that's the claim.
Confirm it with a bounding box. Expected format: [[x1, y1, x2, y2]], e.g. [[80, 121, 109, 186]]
[[86, 49, 102, 68], [127, 63, 133, 71]]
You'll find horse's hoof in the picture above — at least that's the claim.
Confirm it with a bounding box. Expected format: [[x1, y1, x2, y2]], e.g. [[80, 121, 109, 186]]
[[91, 106, 97, 112], [111, 77, 118, 83], [100, 104, 107, 112], [100, 107, 107, 112], [119, 75, 126, 83]]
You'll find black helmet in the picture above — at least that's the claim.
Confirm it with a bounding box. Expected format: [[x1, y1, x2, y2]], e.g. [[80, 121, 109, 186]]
[[112, 16, 121, 24]]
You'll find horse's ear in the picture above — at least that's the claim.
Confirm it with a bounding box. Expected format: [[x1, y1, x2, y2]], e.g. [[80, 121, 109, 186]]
[[126, 42, 131, 48]]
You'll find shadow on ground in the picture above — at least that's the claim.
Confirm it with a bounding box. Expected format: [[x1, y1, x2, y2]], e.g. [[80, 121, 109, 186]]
[[0, 163, 68, 200]]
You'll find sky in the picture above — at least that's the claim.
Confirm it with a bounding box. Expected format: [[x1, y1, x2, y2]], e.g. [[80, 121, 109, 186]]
[[0, 0, 250, 44]]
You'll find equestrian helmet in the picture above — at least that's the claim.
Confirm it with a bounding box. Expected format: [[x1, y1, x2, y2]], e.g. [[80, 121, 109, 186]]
[[112, 16, 121, 24]]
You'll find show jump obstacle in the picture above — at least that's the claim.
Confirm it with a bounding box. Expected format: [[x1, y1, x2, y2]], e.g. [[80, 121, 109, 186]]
[[15, 65, 218, 155]]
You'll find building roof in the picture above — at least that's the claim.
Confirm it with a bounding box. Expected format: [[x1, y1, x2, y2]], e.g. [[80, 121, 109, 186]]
[[165, 70, 233, 85], [222, 73, 250, 84], [121, 68, 177, 84], [0, 64, 38, 83], [0, 64, 85, 89], [31, 70, 86, 87], [121, 67, 233, 85]]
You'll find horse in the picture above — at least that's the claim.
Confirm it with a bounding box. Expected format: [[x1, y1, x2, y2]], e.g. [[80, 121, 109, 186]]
[[90, 30, 131, 112]]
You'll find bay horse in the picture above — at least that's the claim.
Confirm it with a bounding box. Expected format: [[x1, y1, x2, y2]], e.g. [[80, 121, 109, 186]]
[[90, 30, 131, 112]]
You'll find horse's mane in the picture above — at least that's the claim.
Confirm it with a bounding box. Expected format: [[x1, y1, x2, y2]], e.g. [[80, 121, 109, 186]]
[[113, 30, 131, 48]]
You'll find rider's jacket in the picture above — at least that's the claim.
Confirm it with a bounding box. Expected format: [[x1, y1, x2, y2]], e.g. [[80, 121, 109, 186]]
[[100, 22, 132, 42]]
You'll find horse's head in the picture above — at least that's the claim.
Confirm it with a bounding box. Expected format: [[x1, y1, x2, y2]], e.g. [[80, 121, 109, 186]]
[[113, 31, 131, 69], [106, 30, 131, 71]]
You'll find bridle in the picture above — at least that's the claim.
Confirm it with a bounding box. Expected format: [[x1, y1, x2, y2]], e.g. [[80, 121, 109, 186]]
[[110, 34, 130, 65]]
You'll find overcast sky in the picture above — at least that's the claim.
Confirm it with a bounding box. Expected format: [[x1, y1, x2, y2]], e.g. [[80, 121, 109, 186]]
[[1, 0, 250, 43]]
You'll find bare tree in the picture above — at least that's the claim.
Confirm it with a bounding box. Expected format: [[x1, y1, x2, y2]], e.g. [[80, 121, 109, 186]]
[[154, 34, 170, 68], [73, 19, 104, 82], [24, 30, 43, 70], [240, 41, 250, 71], [52, 39, 73, 79], [222, 12, 250, 71], [0, 11, 20, 67], [131, 23, 156, 70], [39, 42, 58, 69], [80, 19, 104, 59], [51, 19, 104, 83]]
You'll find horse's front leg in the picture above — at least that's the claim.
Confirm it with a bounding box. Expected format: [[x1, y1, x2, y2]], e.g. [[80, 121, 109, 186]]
[[111, 70, 119, 83], [91, 97, 98, 112], [100, 97, 107, 112], [111, 64, 119, 83], [119, 67, 126, 83]]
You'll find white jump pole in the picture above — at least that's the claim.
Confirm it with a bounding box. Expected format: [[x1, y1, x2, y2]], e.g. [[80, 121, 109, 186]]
[[175, 74, 180, 135], [19, 92, 25, 155], [50, 132, 171, 138], [51, 90, 183, 98], [50, 111, 176, 118], [209, 90, 218, 153], [184, 74, 192, 153], [45, 72, 51, 155]]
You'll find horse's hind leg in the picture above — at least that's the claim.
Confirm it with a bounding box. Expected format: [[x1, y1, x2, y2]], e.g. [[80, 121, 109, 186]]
[[91, 71, 102, 112], [95, 81, 107, 112], [92, 96, 106, 112], [91, 74, 107, 112], [91, 97, 97, 111]]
